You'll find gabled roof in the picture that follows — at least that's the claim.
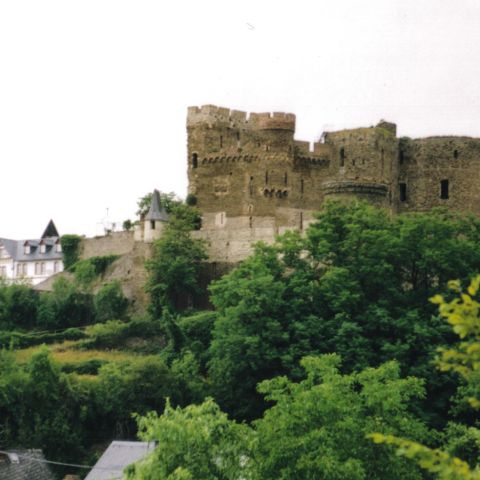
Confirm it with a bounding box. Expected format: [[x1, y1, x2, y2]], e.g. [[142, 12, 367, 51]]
[[145, 189, 169, 222], [0, 238, 62, 262], [84, 441, 155, 480], [41, 220, 60, 239], [0, 450, 55, 480]]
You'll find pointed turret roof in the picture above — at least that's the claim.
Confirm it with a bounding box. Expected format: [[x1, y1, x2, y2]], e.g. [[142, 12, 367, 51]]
[[145, 190, 169, 222], [41, 220, 60, 238]]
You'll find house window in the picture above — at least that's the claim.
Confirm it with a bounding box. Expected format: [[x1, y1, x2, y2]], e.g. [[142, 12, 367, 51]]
[[22, 263, 28, 275], [16, 264, 21, 276], [40, 244, 46, 254], [24, 244, 31, 255], [0, 266, 6, 277], [440, 179, 449, 199], [40, 263, 46, 275], [399, 183, 407, 202], [35, 263, 40, 275], [54, 261, 59, 273]]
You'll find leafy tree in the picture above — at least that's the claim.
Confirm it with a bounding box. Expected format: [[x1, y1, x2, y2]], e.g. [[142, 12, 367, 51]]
[[254, 355, 428, 480], [125, 398, 255, 480], [94, 280, 129, 322], [0, 283, 39, 328], [208, 201, 480, 422], [371, 276, 480, 479], [145, 210, 207, 314], [136, 191, 178, 218]]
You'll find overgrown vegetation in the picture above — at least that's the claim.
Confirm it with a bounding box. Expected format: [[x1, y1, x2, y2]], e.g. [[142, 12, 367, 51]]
[[3, 200, 480, 479], [60, 234, 82, 270]]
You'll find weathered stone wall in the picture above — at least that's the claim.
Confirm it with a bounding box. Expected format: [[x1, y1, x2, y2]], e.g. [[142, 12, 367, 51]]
[[398, 137, 480, 215], [81, 231, 135, 259], [186, 105, 480, 269]]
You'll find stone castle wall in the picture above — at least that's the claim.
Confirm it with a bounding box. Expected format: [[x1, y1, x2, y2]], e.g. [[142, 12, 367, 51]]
[[187, 105, 480, 263], [81, 231, 135, 259]]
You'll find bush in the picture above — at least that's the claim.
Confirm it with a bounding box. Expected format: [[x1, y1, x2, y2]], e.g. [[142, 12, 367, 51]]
[[94, 281, 129, 322]]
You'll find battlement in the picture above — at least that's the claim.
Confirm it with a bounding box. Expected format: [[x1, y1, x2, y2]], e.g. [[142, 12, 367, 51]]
[[187, 105, 295, 131]]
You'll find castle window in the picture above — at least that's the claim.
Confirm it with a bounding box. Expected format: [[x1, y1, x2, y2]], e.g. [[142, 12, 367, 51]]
[[352, 159, 356, 166], [340, 147, 345, 167], [300, 179, 304, 194], [399, 150, 404, 164], [249, 216, 253, 228], [192, 153, 198, 169], [265, 171, 268, 184], [284, 172, 288, 186], [150, 220, 156, 230], [440, 179, 449, 199], [399, 183, 407, 202], [453, 149, 459, 159], [220, 136, 223, 148], [300, 212, 303, 231]]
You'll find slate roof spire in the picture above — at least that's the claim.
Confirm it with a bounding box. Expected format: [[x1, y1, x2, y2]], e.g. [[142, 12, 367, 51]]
[[145, 190, 169, 222], [41, 220, 60, 239]]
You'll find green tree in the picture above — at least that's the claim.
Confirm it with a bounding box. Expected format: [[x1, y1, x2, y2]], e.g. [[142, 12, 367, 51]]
[[94, 280, 129, 322], [208, 201, 480, 422], [254, 355, 428, 480], [145, 211, 207, 314], [125, 398, 255, 480], [371, 275, 480, 479]]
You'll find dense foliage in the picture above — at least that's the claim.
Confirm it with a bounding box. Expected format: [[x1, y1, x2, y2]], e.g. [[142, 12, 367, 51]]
[[60, 234, 82, 270], [209, 202, 480, 421], [3, 200, 480, 479]]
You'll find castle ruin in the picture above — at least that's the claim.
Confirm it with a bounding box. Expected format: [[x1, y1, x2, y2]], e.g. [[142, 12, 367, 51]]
[[188, 105, 480, 263]]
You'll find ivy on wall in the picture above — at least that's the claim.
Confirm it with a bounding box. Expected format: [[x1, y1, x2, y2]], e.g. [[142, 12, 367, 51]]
[[60, 234, 82, 270]]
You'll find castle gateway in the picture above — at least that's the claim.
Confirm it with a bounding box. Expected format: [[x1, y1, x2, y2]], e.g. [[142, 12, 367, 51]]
[[187, 105, 480, 263]]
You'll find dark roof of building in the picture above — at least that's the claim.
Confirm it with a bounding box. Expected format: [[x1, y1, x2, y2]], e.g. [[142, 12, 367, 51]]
[[84, 441, 155, 480], [145, 189, 169, 222], [0, 221, 62, 262], [0, 237, 62, 262], [41, 220, 60, 238], [0, 450, 55, 480]]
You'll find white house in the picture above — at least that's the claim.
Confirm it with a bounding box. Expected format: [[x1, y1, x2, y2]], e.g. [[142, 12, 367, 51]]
[[0, 220, 64, 286]]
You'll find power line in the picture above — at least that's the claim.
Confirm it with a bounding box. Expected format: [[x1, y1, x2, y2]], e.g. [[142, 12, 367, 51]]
[[0, 449, 143, 472]]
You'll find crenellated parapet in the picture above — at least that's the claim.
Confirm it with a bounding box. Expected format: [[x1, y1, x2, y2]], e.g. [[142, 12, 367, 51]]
[[187, 105, 295, 131]]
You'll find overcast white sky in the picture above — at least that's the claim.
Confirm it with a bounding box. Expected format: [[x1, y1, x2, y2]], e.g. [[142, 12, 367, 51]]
[[1, 0, 479, 238]]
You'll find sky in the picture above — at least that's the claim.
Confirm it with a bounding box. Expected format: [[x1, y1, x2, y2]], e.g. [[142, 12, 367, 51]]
[[1, 0, 480, 238]]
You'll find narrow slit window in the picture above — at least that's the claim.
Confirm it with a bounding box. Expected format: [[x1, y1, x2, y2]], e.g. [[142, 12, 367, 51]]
[[440, 179, 449, 199], [453, 149, 459, 159], [399, 183, 407, 202], [220, 136, 223, 148], [300, 179, 304, 194], [399, 150, 404, 164], [284, 172, 288, 186], [265, 171, 269, 184], [300, 212, 303, 231], [192, 153, 198, 169], [340, 147, 345, 167]]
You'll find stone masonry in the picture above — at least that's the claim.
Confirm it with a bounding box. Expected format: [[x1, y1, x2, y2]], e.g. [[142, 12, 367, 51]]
[[187, 105, 480, 263]]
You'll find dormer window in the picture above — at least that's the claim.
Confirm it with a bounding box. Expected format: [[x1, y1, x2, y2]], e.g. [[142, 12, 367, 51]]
[[24, 243, 31, 255], [40, 244, 46, 254]]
